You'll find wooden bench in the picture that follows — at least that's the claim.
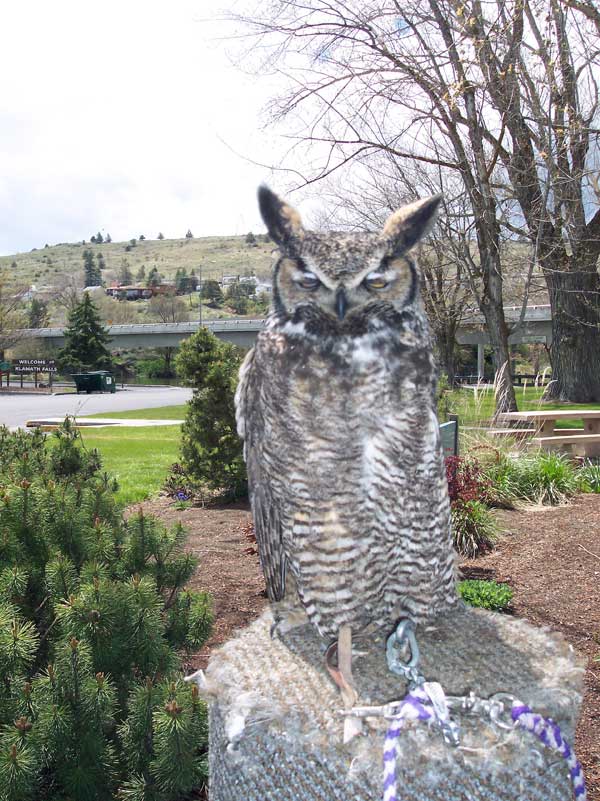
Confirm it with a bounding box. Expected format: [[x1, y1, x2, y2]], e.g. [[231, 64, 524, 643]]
[[500, 410, 600, 458], [486, 428, 535, 439], [532, 433, 600, 457]]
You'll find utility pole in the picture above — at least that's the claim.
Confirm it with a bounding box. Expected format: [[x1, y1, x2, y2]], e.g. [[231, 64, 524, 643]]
[[198, 264, 202, 328]]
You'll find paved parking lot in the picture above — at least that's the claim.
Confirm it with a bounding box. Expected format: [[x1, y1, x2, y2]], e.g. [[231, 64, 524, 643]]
[[0, 386, 192, 429]]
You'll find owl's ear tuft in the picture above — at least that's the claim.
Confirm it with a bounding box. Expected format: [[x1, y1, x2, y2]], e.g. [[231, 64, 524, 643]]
[[382, 194, 442, 253], [258, 185, 305, 247]]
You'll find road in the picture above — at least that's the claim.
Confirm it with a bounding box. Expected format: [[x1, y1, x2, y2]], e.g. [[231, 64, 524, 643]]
[[0, 386, 192, 429]]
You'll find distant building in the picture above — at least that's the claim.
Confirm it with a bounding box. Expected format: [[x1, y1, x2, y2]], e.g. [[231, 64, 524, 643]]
[[23, 284, 56, 301], [218, 274, 271, 296], [255, 280, 273, 295], [105, 283, 175, 301]]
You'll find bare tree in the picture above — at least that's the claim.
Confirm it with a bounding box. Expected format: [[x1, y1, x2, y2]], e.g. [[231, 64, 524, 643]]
[[149, 292, 189, 324], [0, 268, 29, 358], [235, 0, 519, 410], [455, 0, 600, 401], [53, 272, 83, 320], [314, 159, 473, 383], [236, 0, 600, 404], [94, 293, 139, 325], [149, 291, 189, 375]]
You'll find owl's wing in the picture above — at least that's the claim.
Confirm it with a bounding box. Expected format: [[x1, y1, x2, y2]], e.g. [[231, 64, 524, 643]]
[[236, 345, 286, 602]]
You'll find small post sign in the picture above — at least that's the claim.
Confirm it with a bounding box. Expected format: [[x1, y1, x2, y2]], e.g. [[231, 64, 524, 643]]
[[0, 360, 10, 389], [439, 419, 459, 458]]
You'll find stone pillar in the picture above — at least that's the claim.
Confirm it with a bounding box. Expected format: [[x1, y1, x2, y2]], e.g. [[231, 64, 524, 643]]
[[197, 605, 584, 801]]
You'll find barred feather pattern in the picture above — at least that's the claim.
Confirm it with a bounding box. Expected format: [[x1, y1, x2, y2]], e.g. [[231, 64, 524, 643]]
[[236, 307, 458, 641]]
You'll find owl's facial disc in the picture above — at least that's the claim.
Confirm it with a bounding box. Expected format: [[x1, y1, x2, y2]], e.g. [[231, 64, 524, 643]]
[[275, 254, 415, 323]]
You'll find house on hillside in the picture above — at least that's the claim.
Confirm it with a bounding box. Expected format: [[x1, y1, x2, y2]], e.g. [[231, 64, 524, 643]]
[[255, 280, 273, 295]]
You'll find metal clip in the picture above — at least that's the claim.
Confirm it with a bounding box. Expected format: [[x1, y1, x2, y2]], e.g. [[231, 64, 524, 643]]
[[489, 692, 520, 730], [422, 681, 461, 746], [337, 701, 406, 720]]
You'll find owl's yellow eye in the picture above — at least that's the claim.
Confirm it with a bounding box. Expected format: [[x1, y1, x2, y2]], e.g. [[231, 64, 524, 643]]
[[364, 272, 389, 290], [296, 271, 320, 290]]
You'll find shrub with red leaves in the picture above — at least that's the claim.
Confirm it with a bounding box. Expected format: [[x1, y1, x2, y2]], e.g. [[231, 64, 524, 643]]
[[445, 456, 492, 505]]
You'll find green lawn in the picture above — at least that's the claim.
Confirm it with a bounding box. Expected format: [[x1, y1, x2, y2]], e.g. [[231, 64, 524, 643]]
[[445, 385, 600, 428], [86, 405, 187, 420], [79, 424, 181, 507]]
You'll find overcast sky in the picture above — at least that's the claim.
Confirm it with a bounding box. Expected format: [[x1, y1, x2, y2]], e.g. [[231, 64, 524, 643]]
[[0, 0, 292, 256]]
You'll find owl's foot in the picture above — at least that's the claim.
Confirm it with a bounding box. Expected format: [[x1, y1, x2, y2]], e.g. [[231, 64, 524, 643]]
[[269, 603, 310, 639], [326, 625, 363, 744]]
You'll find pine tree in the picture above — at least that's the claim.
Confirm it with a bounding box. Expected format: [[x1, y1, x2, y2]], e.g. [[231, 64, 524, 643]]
[[82, 250, 101, 287], [95, 232, 104, 244], [105, 233, 112, 243], [118, 259, 133, 286], [0, 423, 212, 801], [57, 293, 113, 373], [157, 232, 165, 240], [225, 282, 251, 315], [147, 267, 161, 288], [176, 329, 246, 498], [27, 298, 49, 328], [136, 265, 146, 282], [201, 279, 224, 307], [175, 268, 189, 294], [185, 230, 193, 239]]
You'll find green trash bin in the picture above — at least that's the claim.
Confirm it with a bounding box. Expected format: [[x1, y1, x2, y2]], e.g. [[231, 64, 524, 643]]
[[91, 371, 116, 393], [72, 371, 116, 394]]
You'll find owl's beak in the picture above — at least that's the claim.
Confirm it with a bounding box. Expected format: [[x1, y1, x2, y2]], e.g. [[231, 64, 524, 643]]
[[335, 288, 348, 320]]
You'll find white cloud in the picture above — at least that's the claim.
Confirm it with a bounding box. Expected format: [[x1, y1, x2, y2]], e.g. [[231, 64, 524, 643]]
[[0, 0, 287, 254]]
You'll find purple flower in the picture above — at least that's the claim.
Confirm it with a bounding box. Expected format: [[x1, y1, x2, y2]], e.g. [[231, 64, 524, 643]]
[[176, 490, 190, 501]]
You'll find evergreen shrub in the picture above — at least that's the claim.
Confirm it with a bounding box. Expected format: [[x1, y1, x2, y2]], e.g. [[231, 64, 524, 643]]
[[176, 328, 246, 499], [0, 423, 212, 801]]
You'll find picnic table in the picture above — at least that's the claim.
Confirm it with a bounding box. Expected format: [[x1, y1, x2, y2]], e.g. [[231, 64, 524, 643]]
[[499, 409, 600, 457]]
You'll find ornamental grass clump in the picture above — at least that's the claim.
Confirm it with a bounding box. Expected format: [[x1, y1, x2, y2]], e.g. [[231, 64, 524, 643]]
[[445, 456, 498, 557], [484, 451, 579, 507], [577, 459, 600, 494], [0, 422, 212, 801]]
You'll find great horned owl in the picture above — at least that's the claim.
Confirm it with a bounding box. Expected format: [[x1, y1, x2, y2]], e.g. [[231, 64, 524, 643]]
[[235, 186, 457, 645]]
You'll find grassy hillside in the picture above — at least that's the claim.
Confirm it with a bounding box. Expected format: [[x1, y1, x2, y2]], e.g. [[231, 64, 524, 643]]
[[0, 234, 275, 289]]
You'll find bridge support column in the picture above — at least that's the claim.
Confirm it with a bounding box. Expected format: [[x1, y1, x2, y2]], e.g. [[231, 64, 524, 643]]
[[477, 343, 485, 381]]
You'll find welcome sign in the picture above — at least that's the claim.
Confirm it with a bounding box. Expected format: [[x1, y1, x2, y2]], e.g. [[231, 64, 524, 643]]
[[13, 359, 58, 373]]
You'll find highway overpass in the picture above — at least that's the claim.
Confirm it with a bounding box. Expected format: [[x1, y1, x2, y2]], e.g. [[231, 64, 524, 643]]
[[16, 305, 552, 377], [17, 319, 266, 350]]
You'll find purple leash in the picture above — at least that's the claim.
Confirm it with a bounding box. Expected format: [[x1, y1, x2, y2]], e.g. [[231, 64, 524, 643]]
[[382, 686, 434, 801], [511, 702, 587, 799], [382, 693, 586, 801], [377, 620, 587, 801]]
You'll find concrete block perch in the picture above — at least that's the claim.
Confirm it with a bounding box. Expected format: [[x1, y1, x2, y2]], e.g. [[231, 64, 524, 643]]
[[194, 605, 584, 801]]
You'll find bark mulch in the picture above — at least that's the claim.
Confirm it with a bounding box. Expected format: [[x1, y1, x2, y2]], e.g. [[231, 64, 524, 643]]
[[142, 493, 600, 800]]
